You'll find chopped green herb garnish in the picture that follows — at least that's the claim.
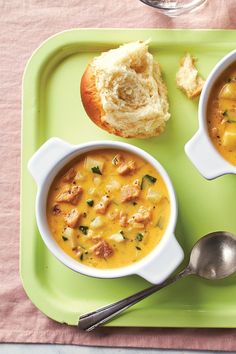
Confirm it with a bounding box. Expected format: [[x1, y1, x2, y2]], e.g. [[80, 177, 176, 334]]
[[141, 174, 157, 189], [87, 199, 94, 207], [120, 230, 126, 240], [112, 156, 118, 165], [136, 246, 141, 250], [222, 110, 236, 123], [79, 226, 89, 235], [223, 110, 228, 117], [156, 216, 164, 230], [62, 236, 68, 241], [145, 174, 157, 183], [141, 178, 145, 190], [135, 233, 144, 241], [80, 253, 84, 261], [91, 166, 102, 175]]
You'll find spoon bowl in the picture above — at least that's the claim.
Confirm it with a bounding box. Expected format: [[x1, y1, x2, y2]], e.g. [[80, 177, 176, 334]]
[[189, 231, 236, 280]]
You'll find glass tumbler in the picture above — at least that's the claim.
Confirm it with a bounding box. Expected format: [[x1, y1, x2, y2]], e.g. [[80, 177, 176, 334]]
[[139, 0, 207, 16]]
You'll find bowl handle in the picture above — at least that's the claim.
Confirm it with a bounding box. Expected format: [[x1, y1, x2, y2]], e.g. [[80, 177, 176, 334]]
[[185, 130, 228, 180], [28, 137, 76, 185], [137, 235, 184, 284]]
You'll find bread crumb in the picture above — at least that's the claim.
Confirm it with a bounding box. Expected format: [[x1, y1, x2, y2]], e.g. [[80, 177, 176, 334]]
[[176, 53, 205, 99]]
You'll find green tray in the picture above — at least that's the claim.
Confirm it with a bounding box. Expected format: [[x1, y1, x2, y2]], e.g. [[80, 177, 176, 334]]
[[21, 29, 236, 327]]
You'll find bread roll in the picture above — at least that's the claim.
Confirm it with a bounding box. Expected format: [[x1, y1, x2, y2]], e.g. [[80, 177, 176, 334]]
[[80, 41, 170, 138]]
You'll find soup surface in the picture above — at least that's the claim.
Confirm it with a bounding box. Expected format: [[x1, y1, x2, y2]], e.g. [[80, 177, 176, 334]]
[[47, 149, 170, 269], [207, 63, 236, 165]]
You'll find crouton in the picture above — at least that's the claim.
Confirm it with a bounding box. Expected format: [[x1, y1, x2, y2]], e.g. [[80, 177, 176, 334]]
[[65, 209, 81, 228], [56, 185, 83, 205], [95, 195, 111, 214], [119, 211, 128, 227], [132, 206, 151, 224], [62, 168, 76, 182], [117, 160, 136, 175], [90, 240, 113, 258], [121, 184, 140, 202]]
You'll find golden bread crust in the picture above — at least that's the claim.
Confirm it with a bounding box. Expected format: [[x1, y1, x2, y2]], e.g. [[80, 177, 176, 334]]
[[80, 65, 126, 137]]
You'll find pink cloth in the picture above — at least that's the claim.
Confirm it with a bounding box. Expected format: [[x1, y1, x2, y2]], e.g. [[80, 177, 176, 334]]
[[1, 0, 236, 349]]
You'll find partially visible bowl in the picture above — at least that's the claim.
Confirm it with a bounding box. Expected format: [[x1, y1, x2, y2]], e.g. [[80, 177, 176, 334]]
[[185, 49, 236, 180], [28, 138, 184, 284], [139, 0, 207, 17]]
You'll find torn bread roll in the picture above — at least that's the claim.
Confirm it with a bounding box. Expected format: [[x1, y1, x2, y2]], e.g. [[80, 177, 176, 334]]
[[176, 53, 205, 99], [80, 41, 170, 138]]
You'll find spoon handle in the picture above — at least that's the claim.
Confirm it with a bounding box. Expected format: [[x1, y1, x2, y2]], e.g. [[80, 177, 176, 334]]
[[78, 267, 192, 331]]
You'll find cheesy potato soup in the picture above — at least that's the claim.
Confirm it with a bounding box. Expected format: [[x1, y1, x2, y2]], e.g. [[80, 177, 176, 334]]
[[207, 63, 236, 165], [47, 149, 170, 269]]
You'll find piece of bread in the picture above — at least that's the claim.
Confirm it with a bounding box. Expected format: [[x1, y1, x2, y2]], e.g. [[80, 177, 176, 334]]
[[80, 41, 170, 138], [176, 53, 205, 99]]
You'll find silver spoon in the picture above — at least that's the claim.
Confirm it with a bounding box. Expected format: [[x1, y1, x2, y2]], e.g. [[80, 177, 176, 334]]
[[79, 231, 236, 331]]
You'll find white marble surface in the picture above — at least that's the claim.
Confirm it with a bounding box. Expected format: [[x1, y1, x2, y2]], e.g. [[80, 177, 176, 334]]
[[0, 346, 234, 354]]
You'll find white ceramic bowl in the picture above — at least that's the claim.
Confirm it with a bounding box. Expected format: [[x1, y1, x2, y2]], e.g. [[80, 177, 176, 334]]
[[28, 138, 184, 284], [185, 49, 236, 180]]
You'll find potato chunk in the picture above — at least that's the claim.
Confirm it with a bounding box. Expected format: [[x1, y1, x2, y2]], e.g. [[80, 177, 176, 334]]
[[109, 233, 125, 242], [90, 216, 104, 229], [219, 82, 236, 100], [221, 109, 236, 123], [85, 157, 104, 173], [106, 180, 121, 191], [222, 124, 236, 149], [146, 188, 162, 203], [63, 227, 78, 249]]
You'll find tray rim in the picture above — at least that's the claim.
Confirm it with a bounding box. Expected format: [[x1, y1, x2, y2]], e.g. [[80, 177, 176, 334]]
[[21, 28, 236, 327]]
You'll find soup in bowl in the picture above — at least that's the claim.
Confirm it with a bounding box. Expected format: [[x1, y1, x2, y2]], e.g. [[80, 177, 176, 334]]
[[207, 63, 236, 165], [28, 138, 183, 284], [47, 148, 170, 269], [185, 49, 236, 179]]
